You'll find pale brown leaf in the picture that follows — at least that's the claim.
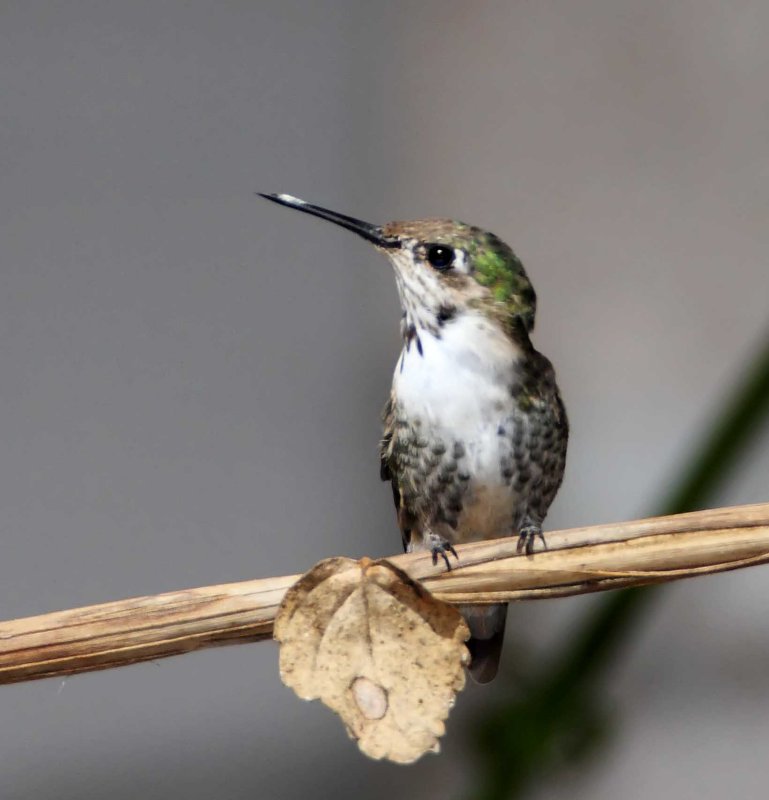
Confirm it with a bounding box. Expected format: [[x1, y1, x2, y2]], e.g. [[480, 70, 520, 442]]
[[273, 556, 470, 763]]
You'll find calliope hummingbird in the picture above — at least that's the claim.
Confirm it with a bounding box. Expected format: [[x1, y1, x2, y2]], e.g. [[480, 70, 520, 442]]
[[260, 193, 568, 682]]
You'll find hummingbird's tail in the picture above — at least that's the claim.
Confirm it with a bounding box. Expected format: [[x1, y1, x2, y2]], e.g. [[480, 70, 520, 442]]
[[460, 603, 508, 683]]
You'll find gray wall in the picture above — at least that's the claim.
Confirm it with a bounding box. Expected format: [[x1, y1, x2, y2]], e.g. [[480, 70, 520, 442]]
[[1, 2, 768, 798]]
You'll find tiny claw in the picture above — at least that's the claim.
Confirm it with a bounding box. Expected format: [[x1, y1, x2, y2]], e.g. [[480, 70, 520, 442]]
[[430, 540, 459, 570], [517, 525, 547, 556]]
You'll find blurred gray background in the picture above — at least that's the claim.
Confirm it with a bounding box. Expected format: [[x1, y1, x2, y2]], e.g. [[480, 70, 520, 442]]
[[1, 1, 768, 798]]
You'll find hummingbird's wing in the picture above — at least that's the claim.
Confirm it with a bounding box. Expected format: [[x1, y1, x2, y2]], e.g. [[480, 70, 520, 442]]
[[380, 395, 413, 552]]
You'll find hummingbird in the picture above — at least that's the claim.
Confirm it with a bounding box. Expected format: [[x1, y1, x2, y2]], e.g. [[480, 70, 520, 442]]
[[260, 193, 568, 683]]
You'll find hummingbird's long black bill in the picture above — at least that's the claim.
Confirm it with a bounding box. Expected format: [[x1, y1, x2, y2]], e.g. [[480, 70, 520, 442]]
[[258, 193, 400, 249]]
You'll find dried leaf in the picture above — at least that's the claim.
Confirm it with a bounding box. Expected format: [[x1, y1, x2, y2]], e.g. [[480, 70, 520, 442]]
[[274, 556, 470, 763]]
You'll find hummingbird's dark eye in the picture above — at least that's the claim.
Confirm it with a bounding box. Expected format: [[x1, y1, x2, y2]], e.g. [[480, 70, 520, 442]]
[[426, 244, 455, 270]]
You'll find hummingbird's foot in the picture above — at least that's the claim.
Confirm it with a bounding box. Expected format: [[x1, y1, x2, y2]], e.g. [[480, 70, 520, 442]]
[[427, 535, 459, 570], [516, 524, 547, 556]]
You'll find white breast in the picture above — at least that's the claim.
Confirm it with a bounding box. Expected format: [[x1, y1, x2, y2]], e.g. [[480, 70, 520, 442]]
[[393, 314, 523, 540]]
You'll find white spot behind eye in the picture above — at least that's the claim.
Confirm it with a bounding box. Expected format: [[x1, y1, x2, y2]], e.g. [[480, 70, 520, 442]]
[[454, 249, 469, 274]]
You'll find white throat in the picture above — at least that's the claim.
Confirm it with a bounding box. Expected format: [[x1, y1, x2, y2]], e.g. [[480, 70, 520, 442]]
[[393, 313, 520, 430]]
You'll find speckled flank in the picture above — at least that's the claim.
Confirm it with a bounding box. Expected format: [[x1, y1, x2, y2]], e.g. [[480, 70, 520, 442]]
[[381, 345, 567, 551]]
